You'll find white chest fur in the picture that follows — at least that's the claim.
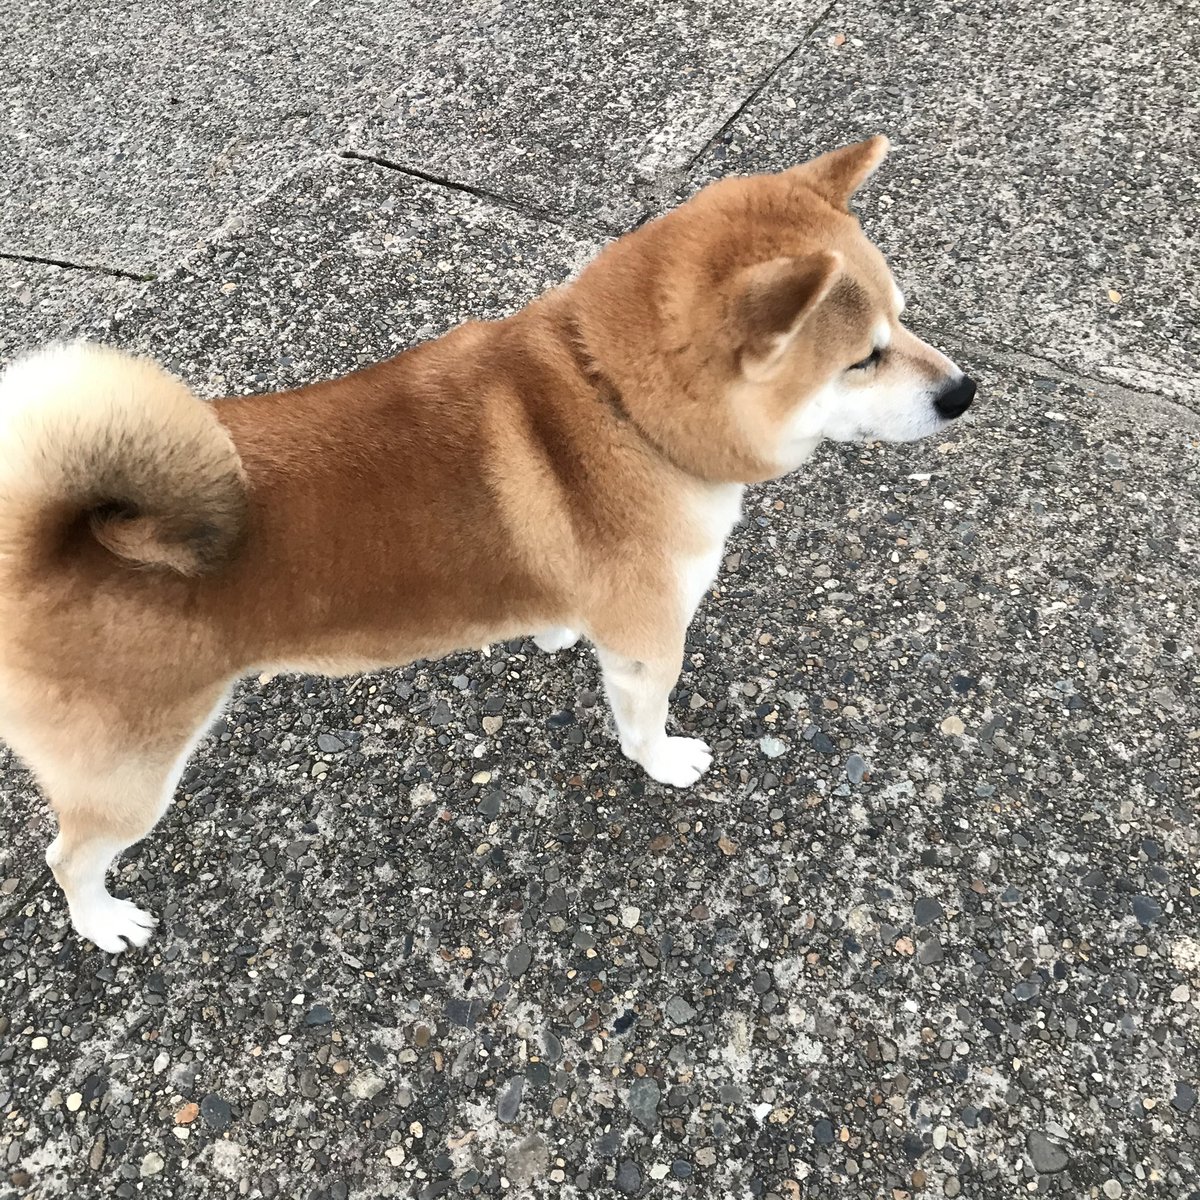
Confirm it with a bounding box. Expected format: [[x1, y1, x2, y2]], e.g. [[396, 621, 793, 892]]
[[677, 483, 744, 623]]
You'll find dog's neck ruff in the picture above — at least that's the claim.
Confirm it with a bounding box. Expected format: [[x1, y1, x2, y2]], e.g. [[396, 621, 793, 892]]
[[560, 313, 707, 483]]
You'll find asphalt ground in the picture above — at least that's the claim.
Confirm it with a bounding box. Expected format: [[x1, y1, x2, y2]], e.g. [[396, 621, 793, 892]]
[[1, 3, 1197, 1198]]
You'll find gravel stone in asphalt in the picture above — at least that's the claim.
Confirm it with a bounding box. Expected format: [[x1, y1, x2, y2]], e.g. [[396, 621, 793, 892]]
[[844, 753, 867, 785], [199, 1093, 232, 1132], [1027, 1130, 1071, 1175], [626, 1077, 662, 1132], [496, 1076, 525, 1125], [615, 1159, 641, 1194], [663, 996, 698, 1026]]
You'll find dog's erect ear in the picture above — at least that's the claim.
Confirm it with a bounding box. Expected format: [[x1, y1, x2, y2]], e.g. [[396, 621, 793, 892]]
[[735, 250, 842, 380], [792, 135, 889, 210]]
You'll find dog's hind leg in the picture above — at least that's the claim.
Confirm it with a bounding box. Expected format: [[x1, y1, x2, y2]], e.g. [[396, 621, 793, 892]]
[[27, 688, 229, 953], [45, 782, 166, 952]]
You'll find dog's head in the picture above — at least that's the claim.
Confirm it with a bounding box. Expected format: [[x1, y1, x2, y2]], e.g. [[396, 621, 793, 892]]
[[573, 137, 975, 482]]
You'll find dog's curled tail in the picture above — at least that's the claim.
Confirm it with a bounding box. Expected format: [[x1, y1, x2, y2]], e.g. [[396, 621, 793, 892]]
[[0, 343, 245, 577]]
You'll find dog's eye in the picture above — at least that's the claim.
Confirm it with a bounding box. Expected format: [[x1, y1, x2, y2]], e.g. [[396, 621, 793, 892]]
[[848, 347, 883, 372]]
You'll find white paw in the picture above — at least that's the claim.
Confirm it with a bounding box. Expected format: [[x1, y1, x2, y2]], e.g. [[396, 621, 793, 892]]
[[72, 896, 159, 954], [534, 626, 580, 653], [640, 736, 712, 788]]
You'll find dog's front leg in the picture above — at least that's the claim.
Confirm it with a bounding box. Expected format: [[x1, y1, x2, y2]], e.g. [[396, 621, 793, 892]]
[[595, 644, 711, 787], [533, 626, 580, 653]]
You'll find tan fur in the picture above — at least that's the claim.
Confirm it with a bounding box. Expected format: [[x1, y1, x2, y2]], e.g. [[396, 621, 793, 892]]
[[0, 138, 975, 951]]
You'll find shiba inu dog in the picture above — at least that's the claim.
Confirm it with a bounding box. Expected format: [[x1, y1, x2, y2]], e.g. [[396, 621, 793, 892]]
[[0, 137, 975, 952]]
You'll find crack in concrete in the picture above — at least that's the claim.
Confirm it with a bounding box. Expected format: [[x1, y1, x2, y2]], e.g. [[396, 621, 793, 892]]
[[336, 149, 617, 237], [685, 0, 840, 174], [623, 1, 842, 232], [0, 251, 155, 283]]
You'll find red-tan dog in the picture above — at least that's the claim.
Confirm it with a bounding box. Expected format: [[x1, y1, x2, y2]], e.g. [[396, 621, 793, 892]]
[[0, 138, 975, 952]]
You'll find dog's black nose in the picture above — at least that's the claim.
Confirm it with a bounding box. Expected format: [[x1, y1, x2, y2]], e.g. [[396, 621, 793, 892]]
[[934, 375, 976, 420]]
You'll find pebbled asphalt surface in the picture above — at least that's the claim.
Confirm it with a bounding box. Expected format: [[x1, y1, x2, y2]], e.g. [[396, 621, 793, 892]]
[[1, 3, 1197, 1199]]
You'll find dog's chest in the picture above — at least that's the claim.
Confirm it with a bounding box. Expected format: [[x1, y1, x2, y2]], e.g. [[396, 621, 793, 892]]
[[677, 483, 744, 620]]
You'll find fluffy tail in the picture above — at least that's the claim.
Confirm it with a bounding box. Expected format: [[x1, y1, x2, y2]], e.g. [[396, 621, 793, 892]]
[[0, 343, 245, 577]]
